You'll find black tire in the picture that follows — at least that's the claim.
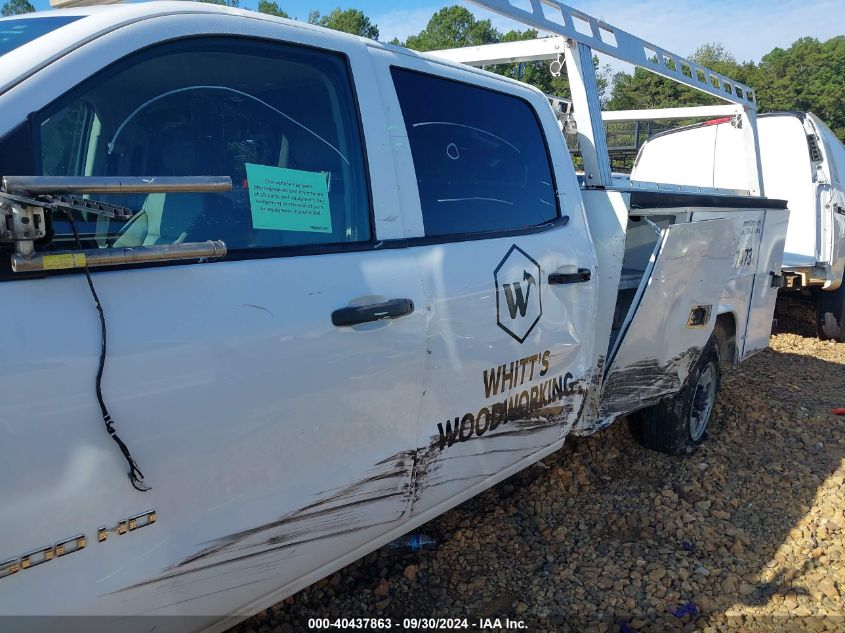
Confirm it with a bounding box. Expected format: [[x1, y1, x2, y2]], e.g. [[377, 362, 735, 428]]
[[628, 336, 721, 455], [817, 283, 845, 342]]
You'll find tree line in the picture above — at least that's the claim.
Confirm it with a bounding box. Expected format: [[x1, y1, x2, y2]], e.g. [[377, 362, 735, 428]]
[[3, 0, 843, 141]]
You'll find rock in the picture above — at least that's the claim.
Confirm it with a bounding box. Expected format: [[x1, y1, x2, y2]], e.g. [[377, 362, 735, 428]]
[[695, 500, 713, 512], [740, 582, 759, 597], [818, 578, 839, 600], [403, 565, 419, 582], [374, 579, 389, 597]]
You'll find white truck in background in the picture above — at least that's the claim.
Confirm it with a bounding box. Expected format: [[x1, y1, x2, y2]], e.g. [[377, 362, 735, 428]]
[[0, 1, 787, 631], [631, 111, 845, 341]]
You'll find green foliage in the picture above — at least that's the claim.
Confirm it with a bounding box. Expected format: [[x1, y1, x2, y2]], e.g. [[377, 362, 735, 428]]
[[196, 0, 240, 6], [403, 6, 498, 52], [309, 8, 379, 40], [1, 0, 34, 16], [754, 36, 845, 140], [256, 1, 288, 18], [604, 37, 845, 142], [607, 43, 751, 111]]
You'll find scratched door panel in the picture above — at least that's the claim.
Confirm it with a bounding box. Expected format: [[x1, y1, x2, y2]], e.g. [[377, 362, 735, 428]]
[[409, 232, 597, 517], [0, 250, 425, 617], [599, 218, 741, 422]]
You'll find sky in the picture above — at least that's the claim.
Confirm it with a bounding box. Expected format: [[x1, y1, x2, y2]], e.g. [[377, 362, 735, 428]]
[[28, 0, 845, 67]]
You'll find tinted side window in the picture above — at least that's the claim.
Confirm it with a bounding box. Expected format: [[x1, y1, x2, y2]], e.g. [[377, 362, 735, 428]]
[[35, 37, 371, 254], [391, 68, 558, 237]]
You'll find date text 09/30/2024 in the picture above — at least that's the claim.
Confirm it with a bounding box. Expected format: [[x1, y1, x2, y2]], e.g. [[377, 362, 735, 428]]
[[307, 618, 528, 630]]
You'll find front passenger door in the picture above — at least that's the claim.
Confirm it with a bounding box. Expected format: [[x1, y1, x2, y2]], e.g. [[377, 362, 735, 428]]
[[0, 34, 425, 618]]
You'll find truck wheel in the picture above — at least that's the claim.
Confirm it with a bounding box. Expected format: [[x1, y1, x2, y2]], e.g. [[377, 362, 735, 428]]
[[628, 337, 720, 455], [817, 284, 845, 342]]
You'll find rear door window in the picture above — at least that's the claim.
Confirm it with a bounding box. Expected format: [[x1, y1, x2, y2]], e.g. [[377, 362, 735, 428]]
[[390, 67, 558, 238]]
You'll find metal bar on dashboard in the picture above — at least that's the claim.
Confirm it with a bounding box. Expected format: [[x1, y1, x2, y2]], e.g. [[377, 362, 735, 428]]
[[11, 241, 227, 273], [1, 176, 233, 195]]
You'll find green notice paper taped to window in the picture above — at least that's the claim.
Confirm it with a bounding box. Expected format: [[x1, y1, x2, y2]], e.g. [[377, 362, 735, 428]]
[[246, 164, 332, 233]]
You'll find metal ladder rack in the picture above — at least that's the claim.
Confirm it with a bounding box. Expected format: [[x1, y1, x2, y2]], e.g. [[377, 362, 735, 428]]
[[432, 0, 764, 196]]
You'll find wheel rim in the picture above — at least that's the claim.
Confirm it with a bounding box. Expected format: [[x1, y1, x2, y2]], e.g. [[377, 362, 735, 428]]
[[689, 361, 717, 442]]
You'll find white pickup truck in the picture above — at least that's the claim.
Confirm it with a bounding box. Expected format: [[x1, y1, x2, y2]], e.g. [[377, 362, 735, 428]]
[[0, 1, 788, 631], [632, 112, 845, 341]]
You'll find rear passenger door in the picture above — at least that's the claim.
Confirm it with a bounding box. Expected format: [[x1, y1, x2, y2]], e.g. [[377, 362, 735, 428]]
[[381, 61, 598, 515], [0, 32, 425, 617]]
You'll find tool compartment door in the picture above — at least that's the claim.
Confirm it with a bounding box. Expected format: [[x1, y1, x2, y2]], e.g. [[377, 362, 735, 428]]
[[600, 218, 741, 420], [742, 208, 789, 358]]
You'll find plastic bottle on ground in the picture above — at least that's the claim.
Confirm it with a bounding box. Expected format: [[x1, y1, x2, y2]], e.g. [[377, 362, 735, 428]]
[[388, 534, 438, 552]]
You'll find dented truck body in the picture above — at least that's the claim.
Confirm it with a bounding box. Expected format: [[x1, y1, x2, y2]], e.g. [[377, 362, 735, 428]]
[[632, 111, 845, 341], [0, 2, 787, 632]]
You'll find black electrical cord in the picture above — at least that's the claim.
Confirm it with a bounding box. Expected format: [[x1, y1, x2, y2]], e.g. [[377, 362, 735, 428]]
[[65, 209, 150, 492]]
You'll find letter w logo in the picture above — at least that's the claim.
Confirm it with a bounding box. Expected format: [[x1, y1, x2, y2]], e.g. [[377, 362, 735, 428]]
[[503, 271, 536, 319]]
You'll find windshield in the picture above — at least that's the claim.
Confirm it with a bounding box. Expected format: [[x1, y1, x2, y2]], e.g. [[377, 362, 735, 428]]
[[0, 16, 82, 57]]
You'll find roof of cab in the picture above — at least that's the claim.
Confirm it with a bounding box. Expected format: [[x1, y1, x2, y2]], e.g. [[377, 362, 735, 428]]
[[0, 1, 338, 36], [0, 1, 364, 94], [0, 1, 548, 103]]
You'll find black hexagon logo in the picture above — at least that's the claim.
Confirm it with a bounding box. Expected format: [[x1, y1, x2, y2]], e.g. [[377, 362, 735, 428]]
[[494, 244, 542, 344]]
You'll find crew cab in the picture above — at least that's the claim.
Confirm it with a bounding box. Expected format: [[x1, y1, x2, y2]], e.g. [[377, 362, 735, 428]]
[[632, 111, 845, 341], [0, 2, 788, 632]]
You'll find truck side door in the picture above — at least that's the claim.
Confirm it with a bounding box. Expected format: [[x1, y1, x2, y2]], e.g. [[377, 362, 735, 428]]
[[599, 211, 742, 421], [0, 31, 425, 618], [737, 207, 790, 357], [812, 115, 845, 291], [376, 58, 599, 515]]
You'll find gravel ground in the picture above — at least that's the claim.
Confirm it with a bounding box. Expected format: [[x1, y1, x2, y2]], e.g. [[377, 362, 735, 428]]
[[231, 332, 845, 633]]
